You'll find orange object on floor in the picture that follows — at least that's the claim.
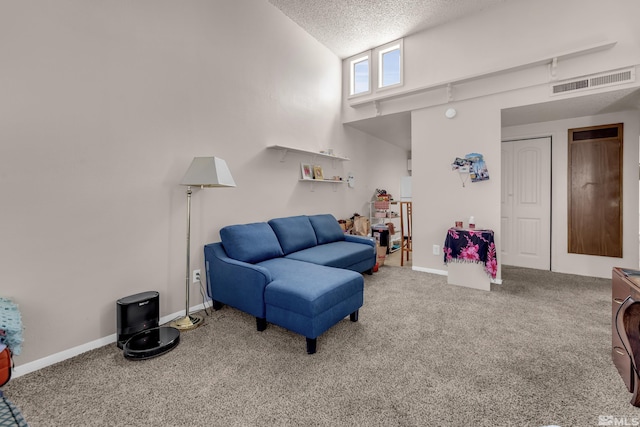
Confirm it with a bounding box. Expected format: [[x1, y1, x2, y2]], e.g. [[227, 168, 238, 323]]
[[0, 347, 11, 386]]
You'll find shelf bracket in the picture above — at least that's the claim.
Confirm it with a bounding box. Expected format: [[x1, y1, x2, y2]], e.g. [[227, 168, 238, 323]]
[[278, 148, 289, 162], [446, 83, 454, 102], [549, 57, 558, 81], [374, 100, 381, 116]]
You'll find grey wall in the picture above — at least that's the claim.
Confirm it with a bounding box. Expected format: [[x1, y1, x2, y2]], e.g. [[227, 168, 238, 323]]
[[0, 0, 408, 369]]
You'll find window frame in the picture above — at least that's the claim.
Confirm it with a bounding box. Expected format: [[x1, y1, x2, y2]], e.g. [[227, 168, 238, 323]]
[[349, 51, 372, 97], [376, 39, 403, 91]]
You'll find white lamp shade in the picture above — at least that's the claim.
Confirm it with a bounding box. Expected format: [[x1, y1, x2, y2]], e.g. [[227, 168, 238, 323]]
[[180, 157, 236, 187]]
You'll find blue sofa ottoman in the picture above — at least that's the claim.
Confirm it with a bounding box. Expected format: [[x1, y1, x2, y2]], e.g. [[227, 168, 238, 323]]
[[204, 214, 375, 353], [261, 258, 363, 353]]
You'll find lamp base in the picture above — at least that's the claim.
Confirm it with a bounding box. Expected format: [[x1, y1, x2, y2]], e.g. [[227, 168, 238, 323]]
[[169, 313, 204, 331]]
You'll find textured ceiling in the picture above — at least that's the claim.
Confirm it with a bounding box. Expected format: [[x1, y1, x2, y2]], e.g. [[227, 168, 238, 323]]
[[268, 0, 510, 59]]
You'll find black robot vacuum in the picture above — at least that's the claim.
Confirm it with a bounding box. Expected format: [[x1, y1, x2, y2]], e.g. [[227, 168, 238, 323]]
[[123, 326, 180, 360], [116, 291, 180, 360]]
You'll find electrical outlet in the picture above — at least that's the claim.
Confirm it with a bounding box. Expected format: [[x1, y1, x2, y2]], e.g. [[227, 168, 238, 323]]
[[432, 245, 440, 255], [193, 269, 201, 283]]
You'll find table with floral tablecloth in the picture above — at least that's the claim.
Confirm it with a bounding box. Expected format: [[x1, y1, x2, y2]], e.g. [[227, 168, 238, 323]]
[[443, 228, 497, 279]]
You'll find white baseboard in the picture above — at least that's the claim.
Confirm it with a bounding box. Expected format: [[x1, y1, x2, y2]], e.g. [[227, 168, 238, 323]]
[[12, 301, 212, 379], [412, 266, 447, 276], [12, 334, 118, 378]]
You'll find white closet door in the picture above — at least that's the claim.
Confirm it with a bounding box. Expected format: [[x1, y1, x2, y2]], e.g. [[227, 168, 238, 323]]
[[501, 137, 551, 270]]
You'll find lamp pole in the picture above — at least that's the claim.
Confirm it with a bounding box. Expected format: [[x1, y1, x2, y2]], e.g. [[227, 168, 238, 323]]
[[171, 185, 204, 330]]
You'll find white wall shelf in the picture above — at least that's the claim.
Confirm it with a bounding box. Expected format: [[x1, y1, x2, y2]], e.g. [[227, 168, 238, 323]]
[[299, 179, 345, 192], [267, 145, 350, 162], [268, 145, 349, 192]]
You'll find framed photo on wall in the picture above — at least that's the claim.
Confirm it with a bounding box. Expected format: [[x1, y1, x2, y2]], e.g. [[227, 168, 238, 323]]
[[313, 165, 324, 180], [301, 163, 313, 180]]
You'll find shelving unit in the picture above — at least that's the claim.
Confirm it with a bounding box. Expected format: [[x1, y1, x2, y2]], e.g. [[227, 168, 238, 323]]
[[267, 145, 349, 192], [369, 200, 401, 253]]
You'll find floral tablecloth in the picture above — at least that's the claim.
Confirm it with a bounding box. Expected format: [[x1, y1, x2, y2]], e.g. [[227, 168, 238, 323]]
[[443, 228, 497, 279]]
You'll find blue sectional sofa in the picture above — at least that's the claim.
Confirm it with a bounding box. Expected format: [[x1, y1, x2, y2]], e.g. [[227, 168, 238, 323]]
[[203, 214, 376, 354]]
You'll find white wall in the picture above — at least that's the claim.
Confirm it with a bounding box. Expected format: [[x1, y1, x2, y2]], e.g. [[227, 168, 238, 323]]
[[0, 0, 407, 368], [343, 0, 640, 281], [503, 111, 640, 277], [412, 85, 640, 280], [342, 0, 640, 124], [411, 95, 504, 278]]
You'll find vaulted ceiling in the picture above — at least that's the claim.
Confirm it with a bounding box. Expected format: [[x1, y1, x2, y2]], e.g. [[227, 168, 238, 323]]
[[268, 0, 640, 151], [268, 0, 511, 59]]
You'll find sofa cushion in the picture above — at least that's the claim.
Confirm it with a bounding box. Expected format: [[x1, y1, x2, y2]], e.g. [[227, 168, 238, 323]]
[[285, 241, 373, 270], [308, 214, 346, 244], [220, 222, 284, 264], [260, 258, 363, 317], [268, 216, 318, 255]]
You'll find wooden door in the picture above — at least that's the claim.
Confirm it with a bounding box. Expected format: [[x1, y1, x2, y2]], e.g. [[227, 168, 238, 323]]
[[501, 137, 551, 269], [568, 123, 623, 257]]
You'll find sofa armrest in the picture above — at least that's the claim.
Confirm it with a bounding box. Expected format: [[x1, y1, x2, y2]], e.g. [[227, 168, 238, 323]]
[[345, 235, 376, 270], [204, 243, 273, 318], [344, 234, 376, 248]]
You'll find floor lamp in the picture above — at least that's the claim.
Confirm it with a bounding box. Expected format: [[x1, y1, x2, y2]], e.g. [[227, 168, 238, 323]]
[[170, 157, 236, 331]]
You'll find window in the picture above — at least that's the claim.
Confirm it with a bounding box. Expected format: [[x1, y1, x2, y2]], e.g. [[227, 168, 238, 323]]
[[350, 53, 370, 96], [345, 39, 403, 100], [377, 40, 402, 89]]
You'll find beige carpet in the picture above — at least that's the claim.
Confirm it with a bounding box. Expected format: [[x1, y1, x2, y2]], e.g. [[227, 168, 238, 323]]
[[2, 265, 635, 426]]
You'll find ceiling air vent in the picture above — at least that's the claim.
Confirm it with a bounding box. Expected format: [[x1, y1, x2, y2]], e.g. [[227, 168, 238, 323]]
[[550, 68, 635, 96]]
